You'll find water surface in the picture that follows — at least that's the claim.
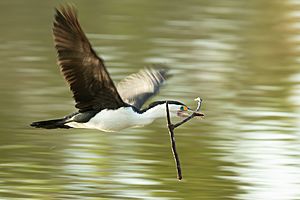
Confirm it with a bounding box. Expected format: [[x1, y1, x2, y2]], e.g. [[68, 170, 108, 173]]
[[1, 0, 300, 199]]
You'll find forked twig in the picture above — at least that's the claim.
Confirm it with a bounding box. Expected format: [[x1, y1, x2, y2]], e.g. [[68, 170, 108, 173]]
[[166, 97, 203, 180]]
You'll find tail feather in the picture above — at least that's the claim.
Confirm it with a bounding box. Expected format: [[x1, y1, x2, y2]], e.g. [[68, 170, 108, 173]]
[[30, 118, 71, 129]]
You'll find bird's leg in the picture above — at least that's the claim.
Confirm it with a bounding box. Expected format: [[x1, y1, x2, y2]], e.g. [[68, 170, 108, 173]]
[[165, 98, 203, 180]]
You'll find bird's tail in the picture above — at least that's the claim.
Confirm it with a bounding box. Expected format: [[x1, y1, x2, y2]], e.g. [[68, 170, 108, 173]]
[[30, 118, 71, 129]]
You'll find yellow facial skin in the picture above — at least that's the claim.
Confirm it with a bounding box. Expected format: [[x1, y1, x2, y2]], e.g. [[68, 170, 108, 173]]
[[178, 105, 204, 118], [180, 106, 188, 111]]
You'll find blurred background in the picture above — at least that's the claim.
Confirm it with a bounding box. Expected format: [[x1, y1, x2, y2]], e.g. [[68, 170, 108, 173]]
[[1, 0, 300, 199]]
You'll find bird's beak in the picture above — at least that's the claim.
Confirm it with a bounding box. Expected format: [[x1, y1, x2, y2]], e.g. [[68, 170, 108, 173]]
[[194, 111, 205, 118], [189, 108, 205, 119], [177, 109, 205, 119]]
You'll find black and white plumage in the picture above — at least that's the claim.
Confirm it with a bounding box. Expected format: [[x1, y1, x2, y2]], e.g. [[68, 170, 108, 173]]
[[30, 5, 203, 132]]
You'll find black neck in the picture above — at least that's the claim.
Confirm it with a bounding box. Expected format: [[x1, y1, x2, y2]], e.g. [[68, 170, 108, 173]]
[[134, 100, 184, 114]]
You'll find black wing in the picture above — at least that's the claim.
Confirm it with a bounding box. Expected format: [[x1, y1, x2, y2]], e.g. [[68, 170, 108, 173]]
[[117, 67, 169, 109], [53, 5, 125, 112]]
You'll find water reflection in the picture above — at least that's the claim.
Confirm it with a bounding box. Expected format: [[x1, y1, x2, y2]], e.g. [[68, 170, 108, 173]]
[[1, 0, 300, 199], [210, 1, 300, 199]]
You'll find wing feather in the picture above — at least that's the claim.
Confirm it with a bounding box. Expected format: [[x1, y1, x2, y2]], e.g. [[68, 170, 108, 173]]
[[117, 66, 169, 109], [53, 5, 125, 112]]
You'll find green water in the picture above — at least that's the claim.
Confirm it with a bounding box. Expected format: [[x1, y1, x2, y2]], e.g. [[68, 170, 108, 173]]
[[1, 0, 300, 199]]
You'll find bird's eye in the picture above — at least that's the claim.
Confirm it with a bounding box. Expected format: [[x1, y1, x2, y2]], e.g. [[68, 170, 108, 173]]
[[180, 106, 188, 111]]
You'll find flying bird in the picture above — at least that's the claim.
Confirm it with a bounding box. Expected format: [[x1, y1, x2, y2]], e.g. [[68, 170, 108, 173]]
[[30, 5, 203, 132]]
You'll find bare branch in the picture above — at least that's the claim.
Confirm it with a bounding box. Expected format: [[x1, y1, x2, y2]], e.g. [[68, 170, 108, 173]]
[[166, 101, 182, 180], [166, 97, 203, 180]]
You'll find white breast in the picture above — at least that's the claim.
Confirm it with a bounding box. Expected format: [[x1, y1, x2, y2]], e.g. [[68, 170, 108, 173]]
[[66, 107, 153, 132]]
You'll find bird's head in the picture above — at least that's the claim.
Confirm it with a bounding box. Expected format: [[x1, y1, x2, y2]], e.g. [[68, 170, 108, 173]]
[[165, 101, 204, 119]]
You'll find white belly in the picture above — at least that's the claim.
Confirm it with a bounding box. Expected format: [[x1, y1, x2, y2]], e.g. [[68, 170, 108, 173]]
[[66, 107, 154, 132]]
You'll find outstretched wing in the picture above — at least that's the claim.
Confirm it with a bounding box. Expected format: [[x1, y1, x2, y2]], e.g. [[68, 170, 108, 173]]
[[117, 67, 169, 109], [53, 5, 125, 112]]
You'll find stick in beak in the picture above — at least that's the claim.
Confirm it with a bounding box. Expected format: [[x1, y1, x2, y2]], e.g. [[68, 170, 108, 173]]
[[187, 108, 205, 118], [193, 97, 204, 118]]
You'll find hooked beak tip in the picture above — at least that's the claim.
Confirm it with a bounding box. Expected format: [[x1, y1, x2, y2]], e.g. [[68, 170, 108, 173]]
[[194, 112, 205, 117], [178, 110, 205, 118]]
